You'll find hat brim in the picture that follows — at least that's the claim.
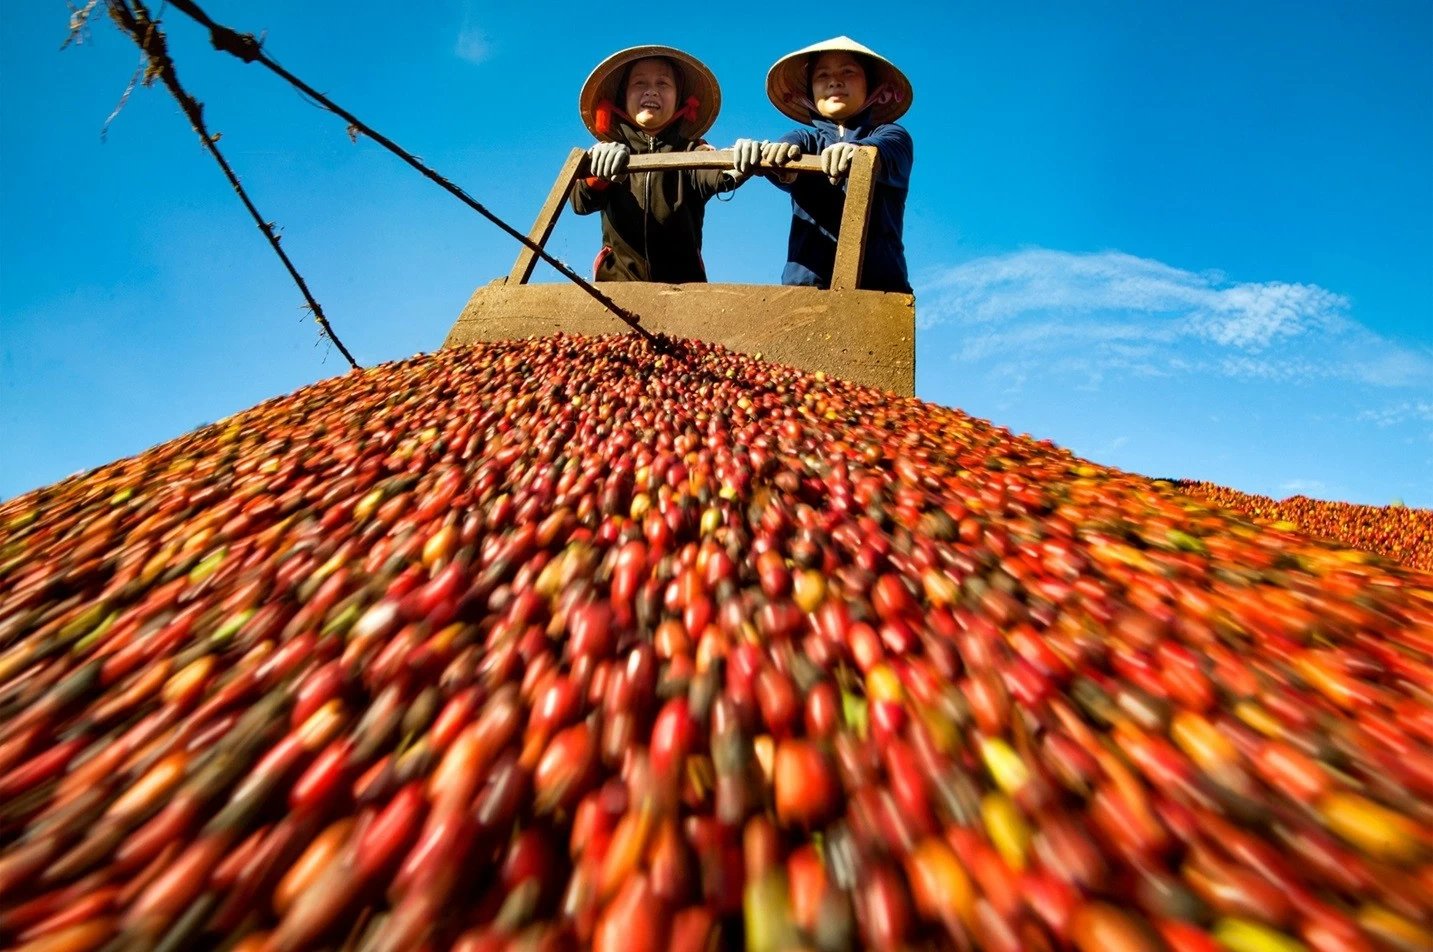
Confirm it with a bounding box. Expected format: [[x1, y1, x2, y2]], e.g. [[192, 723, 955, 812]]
[[579, 46, 721, 142], [766, 36, 912, 126]]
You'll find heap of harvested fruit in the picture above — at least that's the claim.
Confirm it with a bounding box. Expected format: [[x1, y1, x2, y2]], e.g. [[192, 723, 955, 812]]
[[2, 333, 1432, 952], [1172, 481, 1433, 574]]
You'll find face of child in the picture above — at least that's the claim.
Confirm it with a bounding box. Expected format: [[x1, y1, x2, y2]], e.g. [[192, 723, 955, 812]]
[[625, 58, 679, 131], [811, 51, 869, 121]]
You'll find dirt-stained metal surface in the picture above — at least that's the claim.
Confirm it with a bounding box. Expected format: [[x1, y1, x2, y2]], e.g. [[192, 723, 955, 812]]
[[443, 280, 917, 395]]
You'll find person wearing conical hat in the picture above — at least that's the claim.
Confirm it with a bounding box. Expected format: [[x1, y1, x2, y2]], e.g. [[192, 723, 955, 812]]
[[573, 46, 751, 284], [732, 37, 914, 293]]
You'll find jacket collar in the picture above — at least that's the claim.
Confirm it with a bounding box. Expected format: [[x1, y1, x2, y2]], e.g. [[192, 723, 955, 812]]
[[615, 119, 691, 153], [811, 109, 877, 140]]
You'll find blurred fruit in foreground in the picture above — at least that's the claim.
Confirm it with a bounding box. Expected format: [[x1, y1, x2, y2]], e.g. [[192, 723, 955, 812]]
[[1, 334, 1431, 951]]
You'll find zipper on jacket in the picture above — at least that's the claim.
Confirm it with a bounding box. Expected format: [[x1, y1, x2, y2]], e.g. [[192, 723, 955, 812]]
[[642, 132, 655, 280]]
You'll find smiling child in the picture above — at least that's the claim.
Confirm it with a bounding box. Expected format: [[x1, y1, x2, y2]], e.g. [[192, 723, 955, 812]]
[[733, 37, 914, 293], [573, 46, 749, 283]]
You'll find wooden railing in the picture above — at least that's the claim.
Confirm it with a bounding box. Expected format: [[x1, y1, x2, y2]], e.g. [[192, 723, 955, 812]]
[[507, 146, 880, 292]]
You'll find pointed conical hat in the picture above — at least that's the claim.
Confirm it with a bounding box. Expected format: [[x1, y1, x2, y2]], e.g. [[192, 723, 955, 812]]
[[579, 45, 721, 142], [766, 36, 912, 126]]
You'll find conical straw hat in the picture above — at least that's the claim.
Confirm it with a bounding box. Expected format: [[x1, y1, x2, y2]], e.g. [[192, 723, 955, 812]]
[[579, 45, 721, 142], [766, 36, 912, 126]]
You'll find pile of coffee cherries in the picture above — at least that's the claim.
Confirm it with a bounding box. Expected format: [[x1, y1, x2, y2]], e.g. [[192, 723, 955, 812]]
[[1, 334, 1430, 952], [1173, 482, 1433, 574]]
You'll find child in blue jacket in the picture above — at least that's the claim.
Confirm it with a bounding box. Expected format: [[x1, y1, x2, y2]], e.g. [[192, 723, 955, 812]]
[[734, 37, 913, 293]]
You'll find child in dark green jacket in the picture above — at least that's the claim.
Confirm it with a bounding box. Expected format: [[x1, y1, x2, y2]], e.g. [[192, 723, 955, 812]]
[[573, 46, 749, 283]]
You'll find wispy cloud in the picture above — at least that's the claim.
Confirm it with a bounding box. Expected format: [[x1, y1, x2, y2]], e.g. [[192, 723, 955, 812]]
[[1280, 478, 1326, 494], [1103, 435, 1130, 453], [917, 249, 1433, 390], [455, 26, 490, 64], [1357, 401, 1433, 427], [454, 2, 490, 65]]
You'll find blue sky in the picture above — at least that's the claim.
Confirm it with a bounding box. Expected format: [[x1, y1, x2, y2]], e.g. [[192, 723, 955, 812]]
[[2, 1, 1430, 505]]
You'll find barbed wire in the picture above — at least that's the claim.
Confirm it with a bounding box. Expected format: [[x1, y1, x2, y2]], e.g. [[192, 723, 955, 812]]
[[99, 0, 362, 370], [157, 0, 662, 350]]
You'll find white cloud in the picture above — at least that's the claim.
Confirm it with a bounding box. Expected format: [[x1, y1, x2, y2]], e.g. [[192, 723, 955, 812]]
[[1095, 435, 1131, 456], [918, 249, 1433, 390], [1357, 401, 1433, 427], [456, 26, 490, 63], [1280, 479, 1326, 493]]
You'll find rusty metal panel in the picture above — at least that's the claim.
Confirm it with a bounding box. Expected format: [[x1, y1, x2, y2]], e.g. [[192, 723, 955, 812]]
[[443, 281, 916, 395]]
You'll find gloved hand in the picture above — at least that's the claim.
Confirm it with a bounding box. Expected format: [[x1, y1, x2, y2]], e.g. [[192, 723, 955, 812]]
[[733, 140, 802, 175], [588, 141, 630, 181], [820, 142, 861, 183], [761, 141, 802, 168], [732, 138, 764, 176]]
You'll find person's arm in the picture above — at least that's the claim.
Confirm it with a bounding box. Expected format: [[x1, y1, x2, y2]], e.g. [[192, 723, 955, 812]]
[[572, 141, 630, 214], [690, 165, 746, 201], [849, 123, 913, 188], [570, 176, 610, 216], [683, 140, 745, 200], [766, 129, 818, 192]]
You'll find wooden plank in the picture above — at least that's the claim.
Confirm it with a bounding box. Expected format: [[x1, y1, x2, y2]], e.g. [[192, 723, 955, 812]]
[[514, 146, 873, 288], [507, 147, 588, 286], [830, 146, 878, 291], [624, 150, 826, 175]]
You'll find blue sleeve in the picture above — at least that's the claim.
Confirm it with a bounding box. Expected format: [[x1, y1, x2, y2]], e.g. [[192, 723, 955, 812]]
[[767, 128, 820, 193], [777, 129, 819, 151], [852, 123, 913, 189]]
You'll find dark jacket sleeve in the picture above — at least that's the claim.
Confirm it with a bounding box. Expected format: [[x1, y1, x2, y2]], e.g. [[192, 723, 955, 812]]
[[767, 129, 820, 193], [688, 166, 742, 202], [851, 123, 913, 189], [570, 177, 611, 216]]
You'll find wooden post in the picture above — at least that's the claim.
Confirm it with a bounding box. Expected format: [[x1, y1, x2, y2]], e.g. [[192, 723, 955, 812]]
[[508, 147, 588, 285], [829, 146, 879, 292]]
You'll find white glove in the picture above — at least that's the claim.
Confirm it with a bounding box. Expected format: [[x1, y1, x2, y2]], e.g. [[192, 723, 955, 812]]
[[733, 139, 802, 176], [761, 141, 802, 168], [589, 141, 630, 181], [820, 142, 861, 183], [732, 138, 764, 176]]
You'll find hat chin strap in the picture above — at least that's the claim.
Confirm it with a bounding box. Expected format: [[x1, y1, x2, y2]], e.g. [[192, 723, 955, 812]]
[[785, 81, 902, 121], [596, 96, 702, 137]]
